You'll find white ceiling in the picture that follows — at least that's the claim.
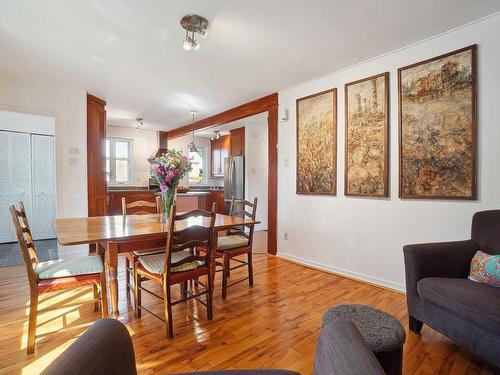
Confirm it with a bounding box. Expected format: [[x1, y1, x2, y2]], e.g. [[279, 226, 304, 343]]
[[1, 1, 499, 131]]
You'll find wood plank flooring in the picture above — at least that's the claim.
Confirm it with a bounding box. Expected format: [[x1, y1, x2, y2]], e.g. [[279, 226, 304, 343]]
[[0, 254, 496, 374]]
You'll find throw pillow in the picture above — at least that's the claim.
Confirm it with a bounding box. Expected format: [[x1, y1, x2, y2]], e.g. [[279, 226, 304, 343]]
[[468, 250, 500, 287]]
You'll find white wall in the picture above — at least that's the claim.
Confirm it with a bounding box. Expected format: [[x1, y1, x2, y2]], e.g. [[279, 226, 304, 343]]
[[277, 14, 500, 291], [0, 110, 55, 135], [245, 122, 268, 230], [0, 72, 88, 255], [107, 125, 158, 186]]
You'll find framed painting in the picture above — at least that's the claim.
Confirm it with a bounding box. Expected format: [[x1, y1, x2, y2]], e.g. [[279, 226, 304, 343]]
[[398, 45, 477, 199], [296, 88, 337, 195], [345, 72, 389, 197]]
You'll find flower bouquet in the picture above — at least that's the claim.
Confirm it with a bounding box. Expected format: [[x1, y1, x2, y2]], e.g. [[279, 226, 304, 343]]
[[150, 150, 192, 222]]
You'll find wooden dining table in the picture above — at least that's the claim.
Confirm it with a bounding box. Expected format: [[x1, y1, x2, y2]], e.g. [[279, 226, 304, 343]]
[[52, 213, 260, 316]]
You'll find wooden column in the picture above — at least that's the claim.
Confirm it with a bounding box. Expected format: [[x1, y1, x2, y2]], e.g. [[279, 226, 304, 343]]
[[267, 105, 278, 255], [87, 94, 108, 217]]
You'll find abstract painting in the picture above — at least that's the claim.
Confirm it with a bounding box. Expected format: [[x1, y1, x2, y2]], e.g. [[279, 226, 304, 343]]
[[345, 72, 389, 197], [399, 45, 477, 199], [296, 88, 337, 195]]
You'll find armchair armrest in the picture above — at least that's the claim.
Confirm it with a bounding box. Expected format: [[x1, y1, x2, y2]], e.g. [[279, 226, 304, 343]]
[[403, 239, 478, 310], [313, 321, 384, 375], [41, 318, 137, 375]]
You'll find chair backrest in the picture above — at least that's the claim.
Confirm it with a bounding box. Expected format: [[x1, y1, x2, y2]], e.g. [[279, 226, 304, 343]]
[[163, 203, 217, 275], [9, 202, 39, 284], [122, 196, 161, 215], [471, 210, 500, 254], [228, 196, 258, 247]]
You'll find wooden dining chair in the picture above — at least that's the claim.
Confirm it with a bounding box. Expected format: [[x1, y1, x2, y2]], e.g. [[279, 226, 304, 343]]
[[9, 202, 108, 354], [199, 196, 258, 299], [134, 203, 217, 338], [122, 196, 163, 293]]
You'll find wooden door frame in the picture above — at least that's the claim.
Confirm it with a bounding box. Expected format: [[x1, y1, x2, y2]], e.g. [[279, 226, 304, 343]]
[[164, 93, 278, 255]]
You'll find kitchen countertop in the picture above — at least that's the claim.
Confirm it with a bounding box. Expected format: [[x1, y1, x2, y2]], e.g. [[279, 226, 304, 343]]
[[177, 191, 210, 196]]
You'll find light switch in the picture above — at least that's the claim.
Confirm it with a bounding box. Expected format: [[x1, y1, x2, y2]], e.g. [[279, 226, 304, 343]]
[[68, 147, 80, 155], [68, 157, 80, 166], [251, 167, 256, 174], [284, 158, 290, 167]]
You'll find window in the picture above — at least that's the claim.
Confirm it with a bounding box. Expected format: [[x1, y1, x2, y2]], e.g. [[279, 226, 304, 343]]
[[188, 147, 207, 185], [106, 138, 132, 184]]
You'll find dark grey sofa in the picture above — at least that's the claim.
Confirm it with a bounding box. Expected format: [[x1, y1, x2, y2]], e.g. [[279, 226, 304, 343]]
[[403, 210, 500, 369], [42, 318, 385, 375]]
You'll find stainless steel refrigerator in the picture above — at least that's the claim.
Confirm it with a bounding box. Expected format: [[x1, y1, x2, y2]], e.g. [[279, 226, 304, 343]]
[[224, 156, 244, 214]]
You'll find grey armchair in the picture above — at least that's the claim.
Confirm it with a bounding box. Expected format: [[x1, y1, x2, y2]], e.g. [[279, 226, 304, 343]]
[[403, 210, 500, 369], [42, 318, 385, 375]]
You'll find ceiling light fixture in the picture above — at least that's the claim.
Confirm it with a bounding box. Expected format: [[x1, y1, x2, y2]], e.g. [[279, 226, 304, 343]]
[[180, 14, 209, 51], [188, 110, 199, 153], [136, 118, 143, 130], [210, 130, 220, 141]]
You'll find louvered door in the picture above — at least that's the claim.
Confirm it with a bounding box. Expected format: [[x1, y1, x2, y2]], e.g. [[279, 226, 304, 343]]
[[0, 132, 11, 242], [31, 134, 55, 239]]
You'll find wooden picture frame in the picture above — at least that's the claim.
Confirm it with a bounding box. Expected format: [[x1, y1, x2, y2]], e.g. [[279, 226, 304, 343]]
[[344, 72, 389, 197], [398, 45, 477, 200], [296, 88, 337, 195]]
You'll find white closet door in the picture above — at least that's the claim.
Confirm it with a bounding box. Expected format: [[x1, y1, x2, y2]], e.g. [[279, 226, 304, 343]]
[[10, 133, 32, 236], [0, 132, 11, 242], [31, 135, 55, 239]]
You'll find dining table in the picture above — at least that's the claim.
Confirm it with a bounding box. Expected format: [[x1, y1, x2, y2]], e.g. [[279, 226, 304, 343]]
[[52, 213, 260, 317]]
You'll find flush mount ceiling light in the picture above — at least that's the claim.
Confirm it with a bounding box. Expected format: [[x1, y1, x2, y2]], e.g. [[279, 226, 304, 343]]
[[210, 130, 220, 141], [188, 110, 199, 153], [180, 14, 209, 51], [136, 118, 143, 130]]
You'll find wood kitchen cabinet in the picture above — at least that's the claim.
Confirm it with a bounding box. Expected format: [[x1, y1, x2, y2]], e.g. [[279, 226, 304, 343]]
[[230, 127, 245, 156], [211, 135, 229, 177], [208, 191, 226, 214]]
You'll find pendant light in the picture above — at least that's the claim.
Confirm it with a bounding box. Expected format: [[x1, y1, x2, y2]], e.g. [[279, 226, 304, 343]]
[[188, 110, 198, 153]]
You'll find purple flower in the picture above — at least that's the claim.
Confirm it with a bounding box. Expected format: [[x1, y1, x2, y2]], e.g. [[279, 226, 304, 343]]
[[159, 182, 168, 192]]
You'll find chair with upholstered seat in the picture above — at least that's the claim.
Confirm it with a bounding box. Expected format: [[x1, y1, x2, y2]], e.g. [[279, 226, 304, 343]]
[[122, 196, 163, 293], [199, 196, 257, 299], [9, 202, 108, 354], [134, 203, 217, 338]]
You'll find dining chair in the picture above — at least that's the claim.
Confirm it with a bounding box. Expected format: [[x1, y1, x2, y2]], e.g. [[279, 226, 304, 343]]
[[133, 203, 217, 338], [9, 202, 108, 354], [198, 196, 258, 299], [122, 196, 163, 293]]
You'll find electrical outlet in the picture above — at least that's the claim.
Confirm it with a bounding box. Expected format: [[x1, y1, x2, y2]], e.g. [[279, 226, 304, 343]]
[[284, 232, 289, 240]]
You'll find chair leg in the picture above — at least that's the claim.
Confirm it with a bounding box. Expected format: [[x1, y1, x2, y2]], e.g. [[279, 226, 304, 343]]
[[409, 315, 423, 334], [134, 268, 141, 319], [247, 251, 254, 287], [180, 280, 187, 300], [163, 282, 174, 338], [207, 271, 214, 321], [27, 289, 38, 354], [125, 256, 131, 294], [100, 273, 108, 318], [93, 283, 99, 312], [222, 254, 229, 299]]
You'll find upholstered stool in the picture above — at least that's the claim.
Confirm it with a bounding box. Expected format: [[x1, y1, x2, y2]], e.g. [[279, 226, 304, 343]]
[[323, 304, 406, 375]]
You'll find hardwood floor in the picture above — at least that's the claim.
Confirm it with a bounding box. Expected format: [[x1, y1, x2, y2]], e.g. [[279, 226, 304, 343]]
[[0, 254, 496, 375]]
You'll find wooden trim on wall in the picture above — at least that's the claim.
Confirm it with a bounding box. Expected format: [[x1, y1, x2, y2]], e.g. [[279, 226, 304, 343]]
[[165, 93, 278, 140], [87, 94, 108, 217], [165, 93, 279, 255]]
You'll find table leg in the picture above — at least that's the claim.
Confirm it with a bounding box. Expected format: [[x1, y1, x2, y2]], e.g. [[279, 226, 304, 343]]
[[106, 242, 119, 317]]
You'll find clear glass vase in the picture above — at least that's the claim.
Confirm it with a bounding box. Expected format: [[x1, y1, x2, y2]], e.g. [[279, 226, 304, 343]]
[[161, 187, 177, 223]]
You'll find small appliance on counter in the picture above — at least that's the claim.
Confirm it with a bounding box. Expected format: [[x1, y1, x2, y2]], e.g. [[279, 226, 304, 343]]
[[224, 155, 244, 214]]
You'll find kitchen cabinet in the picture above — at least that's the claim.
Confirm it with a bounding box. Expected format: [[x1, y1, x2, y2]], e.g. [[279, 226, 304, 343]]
[[209, 191, 225, 214], [230, 127, 245, 156], [211, 135, 229, 177]]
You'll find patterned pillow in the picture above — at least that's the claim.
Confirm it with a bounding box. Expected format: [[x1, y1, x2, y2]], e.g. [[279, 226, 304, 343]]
[[468, 251, 500, 287]]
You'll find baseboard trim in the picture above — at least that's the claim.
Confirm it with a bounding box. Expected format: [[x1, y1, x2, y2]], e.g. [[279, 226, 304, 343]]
[[276, 252, 406, 294]]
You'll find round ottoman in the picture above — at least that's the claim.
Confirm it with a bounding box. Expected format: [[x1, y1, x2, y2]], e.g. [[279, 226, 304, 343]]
[[323, 304, 406, 375]]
